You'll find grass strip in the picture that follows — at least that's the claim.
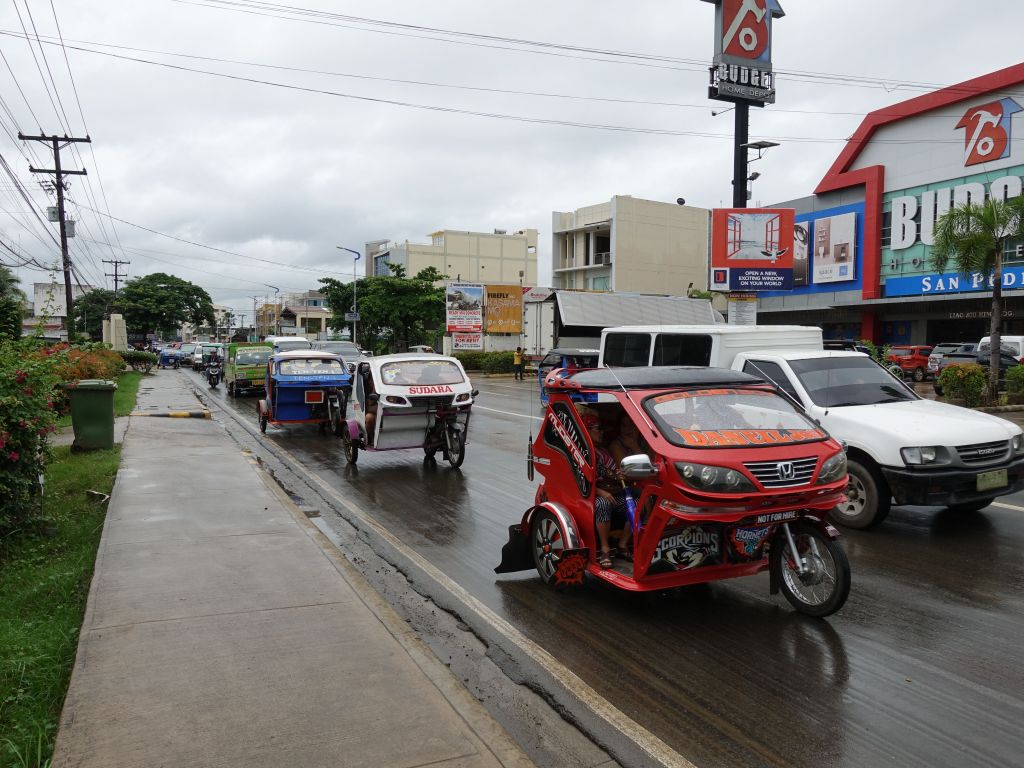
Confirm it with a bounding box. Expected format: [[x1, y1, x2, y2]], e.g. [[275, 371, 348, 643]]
[[0, 446, 121, 768], [55, 371, 144, 429]]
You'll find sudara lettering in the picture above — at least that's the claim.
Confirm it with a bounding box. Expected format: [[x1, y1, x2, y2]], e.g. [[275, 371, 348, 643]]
[[407, 385, 454, 395]]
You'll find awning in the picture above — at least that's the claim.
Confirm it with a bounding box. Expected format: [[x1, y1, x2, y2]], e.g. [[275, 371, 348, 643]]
[[555, 291, 720, 327]]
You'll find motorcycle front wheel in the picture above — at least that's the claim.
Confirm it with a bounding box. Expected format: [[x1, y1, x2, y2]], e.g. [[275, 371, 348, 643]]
[[342, 428, 359, 465], [445, 426, 466, 468], [770, 523, 850, 618]]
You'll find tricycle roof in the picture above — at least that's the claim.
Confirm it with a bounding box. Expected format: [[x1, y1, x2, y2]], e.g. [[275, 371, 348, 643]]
[[271, 350, 343, 361], [549, 366, 763, 392]]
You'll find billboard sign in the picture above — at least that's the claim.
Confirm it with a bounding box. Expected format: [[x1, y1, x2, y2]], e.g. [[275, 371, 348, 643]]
[[811, 212, 857, 284], [452, 332, 483, 350], [703, 0, 785, 105], [710, 207, 795, 291], [484, 284, 523, 333], [446, 283, 483, 332]]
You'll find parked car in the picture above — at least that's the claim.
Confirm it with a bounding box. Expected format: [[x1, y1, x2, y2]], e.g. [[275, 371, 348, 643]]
[[885, 345, 933, 381], [980, 335, 1024, 363], [313, 340, 367, 371], [927, 342, 976, 375], [933, 349, 1022, 395]]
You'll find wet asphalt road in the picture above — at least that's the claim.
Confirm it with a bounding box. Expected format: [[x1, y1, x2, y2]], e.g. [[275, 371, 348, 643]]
[[197, 371, 1024, 768]]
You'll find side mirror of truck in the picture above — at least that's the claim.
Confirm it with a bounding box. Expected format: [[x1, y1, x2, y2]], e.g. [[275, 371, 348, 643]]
[[620, 454, 659, 480]]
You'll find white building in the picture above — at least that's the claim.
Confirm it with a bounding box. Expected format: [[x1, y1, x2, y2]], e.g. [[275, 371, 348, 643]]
[[551, 196, 709, 296], [31, 281, 93, 325]]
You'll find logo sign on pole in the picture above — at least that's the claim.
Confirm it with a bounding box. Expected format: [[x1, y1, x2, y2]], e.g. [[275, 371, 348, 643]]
[[485, 284, 523, 333], [710, 207, 795, 291], [446, 282, 483, 332], [344, 312, 360, 322], [702, 0, 785, 106], [956, 97, 1023, 167]]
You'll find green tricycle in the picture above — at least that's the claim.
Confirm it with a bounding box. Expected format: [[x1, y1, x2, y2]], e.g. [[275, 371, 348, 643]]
[[225, 343, 273, 397]]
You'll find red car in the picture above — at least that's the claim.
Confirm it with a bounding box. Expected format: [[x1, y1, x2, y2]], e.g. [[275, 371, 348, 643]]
[[496, 366, 852, 617], [886, 345, 933, 382]]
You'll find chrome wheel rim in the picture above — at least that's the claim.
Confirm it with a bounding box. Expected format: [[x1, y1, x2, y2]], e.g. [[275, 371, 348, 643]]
[[782, 536, 837, 606], [834, 473, 866, 520], [533, 516, 564, 582]]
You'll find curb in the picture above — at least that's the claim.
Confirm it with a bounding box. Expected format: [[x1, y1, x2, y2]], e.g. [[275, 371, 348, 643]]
[[976, 405, 1024, 413], [129, 410, 211, 419]]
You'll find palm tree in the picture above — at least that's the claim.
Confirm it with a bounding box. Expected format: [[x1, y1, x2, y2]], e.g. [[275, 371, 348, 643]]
[[0, 265, 25, 303], [931, 196, 1024, 403]]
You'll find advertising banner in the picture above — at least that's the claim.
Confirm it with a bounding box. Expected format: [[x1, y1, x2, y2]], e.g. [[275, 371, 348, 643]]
[[727, 293, 758, 325], [485, 284, 523, 333], [710, 208, 795, 292], [885, 265, 1024, 298], [705, 0, 785, 106], [446, 283, 483, 332], [452, 332, 483, 350], [811, 212, 857, 284]]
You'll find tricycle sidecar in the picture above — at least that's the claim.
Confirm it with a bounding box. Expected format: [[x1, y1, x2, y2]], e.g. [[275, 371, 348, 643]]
[[257, 350, 351, 435], [342, 353, 476, 467], [496, 366, 852, 617]]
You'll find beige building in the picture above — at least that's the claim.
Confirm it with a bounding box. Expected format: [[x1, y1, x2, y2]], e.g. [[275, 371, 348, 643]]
[[551, 196, 710, 296], [254, 291, 330, 340], [366, 229, 538, 285]]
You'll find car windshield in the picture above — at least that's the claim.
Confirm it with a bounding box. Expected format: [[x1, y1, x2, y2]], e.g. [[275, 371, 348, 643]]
[[318, 342, 360, 357], [931, 344, 961, 354], [236, 348, 271, 365], [789, 357, 916, 407], [644, 387, 824, 448], [380, 360, 464, 386], [278, 358, 345, 375], [180, 344, 197, 354], [275, 339, 311, 351], [889, 349, 913, 356]]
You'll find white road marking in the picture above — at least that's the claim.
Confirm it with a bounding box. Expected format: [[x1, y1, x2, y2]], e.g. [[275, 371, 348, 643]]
[[992, 500, 1024, 512], [474, 381, 534, 392], [475, 404, 543, 421]]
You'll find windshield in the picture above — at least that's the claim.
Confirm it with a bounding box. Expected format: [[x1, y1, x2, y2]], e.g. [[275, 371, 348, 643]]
[[278, 358, 345, 375], [789, 356, 916, 407], [275, 338, 311, 351], [380, 360, 464, 386], [180, 344, 197, 354], [645, 388, 824, 448], [236, 348, 271, 365], [318, 342, 360, 357]]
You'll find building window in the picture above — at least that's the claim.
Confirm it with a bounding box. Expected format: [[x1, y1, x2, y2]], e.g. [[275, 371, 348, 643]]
[[304, 318, 322, 333], [374, 255, 392, 276], [592, 276, 610, 291], [880, 210, 891, 249]]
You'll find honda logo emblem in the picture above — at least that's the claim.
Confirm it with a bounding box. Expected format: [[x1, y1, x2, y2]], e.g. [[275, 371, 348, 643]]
[[777, 461, 795, 480]]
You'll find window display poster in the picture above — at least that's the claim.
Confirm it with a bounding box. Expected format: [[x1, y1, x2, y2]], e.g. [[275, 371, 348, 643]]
[[452, 332, 483, 350], [446, 282, 483, 332], [812, 212, 856, 284], [793, 221, 809, 287], [710, 207, 795, 292]]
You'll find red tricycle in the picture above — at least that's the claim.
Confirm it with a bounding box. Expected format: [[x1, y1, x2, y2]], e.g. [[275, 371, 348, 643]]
[[496, 366, 852, 617]]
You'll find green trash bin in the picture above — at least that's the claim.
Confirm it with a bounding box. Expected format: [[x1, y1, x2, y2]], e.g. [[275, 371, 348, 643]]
[[66, 379, 118, 450]]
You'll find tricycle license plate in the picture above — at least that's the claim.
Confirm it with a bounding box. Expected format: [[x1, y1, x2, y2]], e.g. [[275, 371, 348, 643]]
[[976, 469, 1008, 492]]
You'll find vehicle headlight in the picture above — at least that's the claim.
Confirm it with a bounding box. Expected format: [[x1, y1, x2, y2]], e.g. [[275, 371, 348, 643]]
[[816, 451, 847, 484], [900, 446, 946, 465], [455, 392, 471, 403], [675, 461, 756, 493], [1012, 434, 1024, 455]]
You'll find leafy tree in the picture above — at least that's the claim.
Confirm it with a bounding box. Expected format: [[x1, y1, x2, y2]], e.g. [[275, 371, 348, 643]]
[[118, 272, 215, 340], [320, 265, 444, 353], [72, 287, 117, 340], [931, 196, 1024, 402], [0, 266, 24, 340]]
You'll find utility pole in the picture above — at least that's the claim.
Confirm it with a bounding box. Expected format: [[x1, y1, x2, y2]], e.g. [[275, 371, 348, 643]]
[[103, 258, 130, 298], [19, 132, 91, 330], [249, 296, 260, 341]]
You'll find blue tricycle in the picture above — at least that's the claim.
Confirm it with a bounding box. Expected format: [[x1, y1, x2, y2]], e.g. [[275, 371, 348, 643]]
[[257, 350, 352, 435]]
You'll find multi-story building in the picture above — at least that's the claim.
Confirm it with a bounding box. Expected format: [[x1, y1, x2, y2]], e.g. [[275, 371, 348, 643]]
[[551, 196, 710, 296], [366, 229, 538, 285], [31, 281, 93, 326], [254, 291, 330, 340]]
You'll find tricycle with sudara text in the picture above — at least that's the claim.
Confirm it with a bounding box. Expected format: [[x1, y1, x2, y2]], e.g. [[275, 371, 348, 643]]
[[496, 367, 852, 617]]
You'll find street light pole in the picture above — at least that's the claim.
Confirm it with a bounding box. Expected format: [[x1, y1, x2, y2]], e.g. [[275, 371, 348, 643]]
[[337, 247, 361, 347], [265, 284, 280, 335]]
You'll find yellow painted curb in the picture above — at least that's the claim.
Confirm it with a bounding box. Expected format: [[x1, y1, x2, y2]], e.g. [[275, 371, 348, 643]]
[[130, 410, 211, 419]]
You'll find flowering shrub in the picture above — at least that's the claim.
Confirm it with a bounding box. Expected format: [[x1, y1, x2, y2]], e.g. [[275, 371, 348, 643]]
[[48, 344, 124, 382], [938, 363, 987, 407], [0, 339, 59, 531]]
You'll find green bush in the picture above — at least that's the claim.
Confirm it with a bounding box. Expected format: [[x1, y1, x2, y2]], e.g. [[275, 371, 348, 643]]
[[938, 363, 987, 407], [1006, 365, 1024, 394], [453, 351, 486, 370], [0, 339, 60, 532], [119, 349, 157, 373], [482, 351, 514, 374]]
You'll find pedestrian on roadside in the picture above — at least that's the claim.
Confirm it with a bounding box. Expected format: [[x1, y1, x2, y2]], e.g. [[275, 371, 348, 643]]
[[514, 347, 524, 380]]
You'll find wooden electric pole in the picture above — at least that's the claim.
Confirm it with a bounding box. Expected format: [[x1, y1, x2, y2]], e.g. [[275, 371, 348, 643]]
[[19, 132, 91, 330]]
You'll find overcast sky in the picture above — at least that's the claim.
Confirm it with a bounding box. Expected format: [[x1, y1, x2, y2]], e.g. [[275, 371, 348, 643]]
[[2, 0, 1023, 322]]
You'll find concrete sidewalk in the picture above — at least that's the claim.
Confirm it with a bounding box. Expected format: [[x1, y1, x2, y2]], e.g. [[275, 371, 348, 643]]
[[53, 372, 532, 768]]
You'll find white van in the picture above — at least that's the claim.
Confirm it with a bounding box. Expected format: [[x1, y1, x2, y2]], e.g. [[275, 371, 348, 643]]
[[979, 335, 1024, 362], [598, 325, 823, 369], [266, 335, 312, 353]]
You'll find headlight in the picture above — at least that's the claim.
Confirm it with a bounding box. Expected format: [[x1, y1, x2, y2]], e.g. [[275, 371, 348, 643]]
[[900, 446, 947, 465], [675, 461, 756, 493], [1013, 434, 1024, 455], [455, 392, 471, 403], [816, 451, 847, 484]]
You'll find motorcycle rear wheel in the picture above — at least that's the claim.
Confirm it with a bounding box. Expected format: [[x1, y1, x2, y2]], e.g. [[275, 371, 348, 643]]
[[531, 510, 567, 587], [770, 523, 850, 618], [446, 427, 466, 468], [342, 429, 359, 465], [258, 406, 268, 434]]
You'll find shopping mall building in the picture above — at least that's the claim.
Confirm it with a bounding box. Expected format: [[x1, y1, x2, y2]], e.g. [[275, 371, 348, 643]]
[[758, 62, 1024, 345]]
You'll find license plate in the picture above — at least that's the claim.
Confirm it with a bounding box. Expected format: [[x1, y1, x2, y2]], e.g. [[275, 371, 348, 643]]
[[976, 469, 1008, 492]]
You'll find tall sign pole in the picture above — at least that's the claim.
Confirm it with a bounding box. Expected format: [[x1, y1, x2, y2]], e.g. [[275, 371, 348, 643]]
[[701, 0, 785, 208]]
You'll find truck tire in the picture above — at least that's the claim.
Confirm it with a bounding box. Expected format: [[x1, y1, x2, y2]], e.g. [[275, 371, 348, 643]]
[[830, 459, 890, 529]]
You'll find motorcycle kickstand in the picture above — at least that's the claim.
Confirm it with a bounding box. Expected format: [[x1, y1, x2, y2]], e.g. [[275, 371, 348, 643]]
[[781, 523, 808, 576]]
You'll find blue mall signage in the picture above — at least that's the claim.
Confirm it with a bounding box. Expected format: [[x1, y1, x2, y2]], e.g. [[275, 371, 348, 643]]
[[885, 266, 1024, 297]]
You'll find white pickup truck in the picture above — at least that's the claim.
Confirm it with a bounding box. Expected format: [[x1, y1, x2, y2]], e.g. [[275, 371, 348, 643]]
[[731, 350, 1024, 528]]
